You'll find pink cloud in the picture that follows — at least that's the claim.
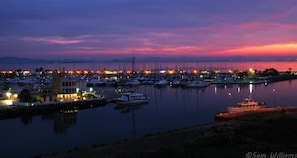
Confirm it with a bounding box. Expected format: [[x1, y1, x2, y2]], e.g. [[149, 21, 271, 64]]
[[22, 36, 83, 44]]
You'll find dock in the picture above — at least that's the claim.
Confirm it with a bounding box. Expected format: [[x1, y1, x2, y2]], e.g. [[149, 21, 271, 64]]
[[0, 98, 107, 120], [215, 106, 297, 120]]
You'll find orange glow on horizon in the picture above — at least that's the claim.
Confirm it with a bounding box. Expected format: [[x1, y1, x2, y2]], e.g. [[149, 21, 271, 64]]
[[223, 43, 297, 56], [46, 41, 297, 58]]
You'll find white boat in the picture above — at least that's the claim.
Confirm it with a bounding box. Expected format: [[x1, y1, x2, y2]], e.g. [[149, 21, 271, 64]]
[[154, 80, 167, 87], [228, 97, 265, 113], [114, 93, 149, 106], [170, 80, 181, 87]]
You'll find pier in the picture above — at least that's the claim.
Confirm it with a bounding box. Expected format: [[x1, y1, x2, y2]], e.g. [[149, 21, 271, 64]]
[[0, 98, 107, 120]]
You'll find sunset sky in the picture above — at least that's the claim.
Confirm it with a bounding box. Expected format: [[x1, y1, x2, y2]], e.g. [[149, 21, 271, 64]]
[[1, 0, 297, 61]]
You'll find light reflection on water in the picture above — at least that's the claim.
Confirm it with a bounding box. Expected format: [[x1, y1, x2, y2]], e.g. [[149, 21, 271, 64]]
[[0, 80, 297, 157]]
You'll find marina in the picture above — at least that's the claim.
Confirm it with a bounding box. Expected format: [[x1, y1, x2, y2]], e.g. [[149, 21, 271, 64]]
[[1, 76, 297, 157], [1, 61, 297, 157], [2, 1, 297, 156]]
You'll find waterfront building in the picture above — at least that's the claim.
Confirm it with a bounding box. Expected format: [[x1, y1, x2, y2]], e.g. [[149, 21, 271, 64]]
[[53, 71, 78, 101]]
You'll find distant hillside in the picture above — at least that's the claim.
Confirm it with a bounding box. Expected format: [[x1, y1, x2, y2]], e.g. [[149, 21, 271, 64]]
[[0, 57, 50, 64], [0, 57, 94, 64]]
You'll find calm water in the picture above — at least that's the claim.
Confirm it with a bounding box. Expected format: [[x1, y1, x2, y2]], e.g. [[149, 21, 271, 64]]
[[1, 61, 297, 72], [1, 80, 297, 157]]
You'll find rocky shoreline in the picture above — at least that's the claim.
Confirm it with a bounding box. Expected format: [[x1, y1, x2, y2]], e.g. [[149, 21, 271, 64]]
[[39, 108, 297, 158]]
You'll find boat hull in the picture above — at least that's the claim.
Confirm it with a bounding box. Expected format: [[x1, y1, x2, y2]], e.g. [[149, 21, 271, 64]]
[[115, 100, 148, 106], [228, 105, 265, 113]]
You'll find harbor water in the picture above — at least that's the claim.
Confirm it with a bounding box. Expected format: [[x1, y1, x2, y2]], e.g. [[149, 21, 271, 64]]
[[1, 78, 297, 157], [1, 60, 297, 72]]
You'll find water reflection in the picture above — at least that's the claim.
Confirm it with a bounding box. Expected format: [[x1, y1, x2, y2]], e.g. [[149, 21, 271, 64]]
[[41, 111, 78, 134], [20, 115, 33, 125], [114, 104, 147, 137], [18, 110, 78, 135]]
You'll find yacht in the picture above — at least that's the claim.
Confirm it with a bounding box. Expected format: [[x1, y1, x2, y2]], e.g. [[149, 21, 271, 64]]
[[228, 97, 265, 113], [114, 92, 149, 106], [170, 80, 181, 87], [154, 80, 167, 87]]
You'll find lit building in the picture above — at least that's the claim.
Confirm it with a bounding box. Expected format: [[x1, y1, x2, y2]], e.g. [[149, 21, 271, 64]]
[[53, 71, 78, 101]]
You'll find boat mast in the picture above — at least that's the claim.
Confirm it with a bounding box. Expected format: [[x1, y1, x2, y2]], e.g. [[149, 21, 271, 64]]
[[131, 55, 136, 73]]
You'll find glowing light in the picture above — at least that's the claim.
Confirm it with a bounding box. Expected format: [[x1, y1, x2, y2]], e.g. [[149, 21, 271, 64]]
[[248, 68, 255, 75], [201, 70, 209, 74], [167, 70, 176, 75], [4, 100, 13, 105], [105, 70, 118, 75], [23, 70, 31, 76], [143, 70, 152, 74], [212, 70, 220, 74], [96, 70, 104, 74], [13, 94, 18, 98], [160, 70, 166, 74], [193, 70, 200, 74], [1, 70, 13, 74], [6, 92, 12, 99]]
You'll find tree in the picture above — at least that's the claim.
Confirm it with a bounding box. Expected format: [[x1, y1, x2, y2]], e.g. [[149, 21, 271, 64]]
[[18, 89, 36, 102], [262, 68, 279, 76]]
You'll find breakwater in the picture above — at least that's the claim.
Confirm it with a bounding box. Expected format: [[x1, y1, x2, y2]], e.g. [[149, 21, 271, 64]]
[[0, 99, 107, 120]]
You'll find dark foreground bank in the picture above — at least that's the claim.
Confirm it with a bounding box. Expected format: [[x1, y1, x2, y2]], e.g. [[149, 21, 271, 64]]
[[39, 108, 297, 158]]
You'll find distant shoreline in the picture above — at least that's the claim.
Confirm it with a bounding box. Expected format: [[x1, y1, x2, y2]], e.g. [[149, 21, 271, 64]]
[[1, 56, 297, 64]]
